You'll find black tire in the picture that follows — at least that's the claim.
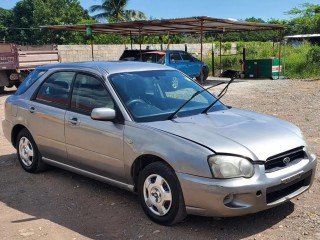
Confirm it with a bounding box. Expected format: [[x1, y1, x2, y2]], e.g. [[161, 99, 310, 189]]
[[16, 128, 47, 173], [196, 66, 209, 82], [14, 82, 21, 88], [138, 161, 187, 225]]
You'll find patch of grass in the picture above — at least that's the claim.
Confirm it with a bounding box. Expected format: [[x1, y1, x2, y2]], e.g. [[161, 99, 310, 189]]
[[204, 41, 320, 78]]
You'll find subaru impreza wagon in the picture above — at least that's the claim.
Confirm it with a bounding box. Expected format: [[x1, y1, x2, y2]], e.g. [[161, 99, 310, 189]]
[[2, 61, 317, 225]]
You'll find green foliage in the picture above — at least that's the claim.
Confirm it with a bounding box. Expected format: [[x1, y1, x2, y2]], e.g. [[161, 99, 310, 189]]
[[307, 45, 320, 63], [0, 8, 12, 42], [286, 3, 320, 34], [203, 41, 320, 78], [222, 42, 232, 51], [284, 43, 320, 78], [4, 0, 91, 44], [89, 0, 146, 22]]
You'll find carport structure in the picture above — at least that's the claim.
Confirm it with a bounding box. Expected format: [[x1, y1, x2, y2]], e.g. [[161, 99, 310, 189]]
[[43, 16, 286, 83]]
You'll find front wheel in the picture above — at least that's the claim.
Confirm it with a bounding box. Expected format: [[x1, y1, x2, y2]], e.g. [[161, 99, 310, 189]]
[[138, 162, 186, 225], [16, 128, 47, 173]]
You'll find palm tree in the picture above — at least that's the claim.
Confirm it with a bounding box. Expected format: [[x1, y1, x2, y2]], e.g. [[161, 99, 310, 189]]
[[89, 0, 147, 22]]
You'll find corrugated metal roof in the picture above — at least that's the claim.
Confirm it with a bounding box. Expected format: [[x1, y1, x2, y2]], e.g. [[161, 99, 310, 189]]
[[284, 34, 320, 39], [42, 16, 285, 36]]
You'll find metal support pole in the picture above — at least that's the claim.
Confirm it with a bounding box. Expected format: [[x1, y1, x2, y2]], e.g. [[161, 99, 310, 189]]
[[242, 47, 246, 74], [139, 26, 142, 51], [130, 31, 133, 49], [219, 34, 222, 76], [278, 29, 283, 79], [185, 44, 187, 52], [91, 36, 94, 61], [212, 42, 214, 77], [200, 19, 204, 85], [139, 26, 142, 59], [243, 48, 246, 63], [283, 39, 287, 77]]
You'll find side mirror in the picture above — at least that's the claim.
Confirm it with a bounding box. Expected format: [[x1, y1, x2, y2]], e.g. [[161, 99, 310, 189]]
[[91, 108, 116, 121]]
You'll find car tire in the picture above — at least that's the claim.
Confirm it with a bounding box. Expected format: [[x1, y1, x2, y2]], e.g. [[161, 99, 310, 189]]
[[16, 128, 47, 173], [196, 66, 209, 82], [138, 161, 187, 225]]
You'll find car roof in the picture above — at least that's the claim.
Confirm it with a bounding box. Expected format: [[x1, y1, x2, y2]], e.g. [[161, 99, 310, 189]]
[[37, 61, 174, 75]]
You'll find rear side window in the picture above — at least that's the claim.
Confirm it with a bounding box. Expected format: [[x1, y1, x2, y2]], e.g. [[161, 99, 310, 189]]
[[15, 69, 46, 95], [36, 72, 75, 107]]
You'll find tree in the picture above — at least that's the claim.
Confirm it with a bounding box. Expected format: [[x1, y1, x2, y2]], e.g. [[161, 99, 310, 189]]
[[89, 0, 147, 22], [0, 8, 13, 42], [8, 0, 91, 44], [220, 18, 283, 42], [286, 3, 320, 34]]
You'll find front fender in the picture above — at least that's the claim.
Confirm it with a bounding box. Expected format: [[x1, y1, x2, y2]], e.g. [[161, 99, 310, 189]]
[[123, 122, 214, 183]]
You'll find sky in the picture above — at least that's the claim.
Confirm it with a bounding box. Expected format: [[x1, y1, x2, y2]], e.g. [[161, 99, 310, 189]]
[[0, 0, 319, 21]]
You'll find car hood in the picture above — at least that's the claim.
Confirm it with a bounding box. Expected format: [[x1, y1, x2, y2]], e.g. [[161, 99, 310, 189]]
[[143, 108, 305, 161]]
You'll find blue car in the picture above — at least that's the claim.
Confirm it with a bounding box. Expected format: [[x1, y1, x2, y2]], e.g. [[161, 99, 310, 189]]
[[140, 50, 209, 81]]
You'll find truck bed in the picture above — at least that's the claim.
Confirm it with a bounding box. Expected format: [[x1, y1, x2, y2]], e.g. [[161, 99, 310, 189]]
[[0, 43, 60, 71], [18, 50, 59, 70]]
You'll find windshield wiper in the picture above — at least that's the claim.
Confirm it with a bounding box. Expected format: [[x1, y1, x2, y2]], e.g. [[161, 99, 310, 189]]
[[202, 77, 236, 114], [167, 81, 226, 120]]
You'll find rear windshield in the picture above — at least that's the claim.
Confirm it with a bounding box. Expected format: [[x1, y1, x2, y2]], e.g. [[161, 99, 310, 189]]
[[15, 69, 46, 95]]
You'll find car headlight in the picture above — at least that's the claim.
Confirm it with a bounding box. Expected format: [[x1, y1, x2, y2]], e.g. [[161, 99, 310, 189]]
[[208, 155, 254, 179]]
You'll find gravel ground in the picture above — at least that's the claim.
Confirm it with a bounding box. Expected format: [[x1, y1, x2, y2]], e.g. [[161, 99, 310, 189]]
[[0, 79, 319, 240]]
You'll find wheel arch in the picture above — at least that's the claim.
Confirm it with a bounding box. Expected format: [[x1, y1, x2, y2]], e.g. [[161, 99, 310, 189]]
[[11, 124, 28, 148], [131, 154, 175, 192]]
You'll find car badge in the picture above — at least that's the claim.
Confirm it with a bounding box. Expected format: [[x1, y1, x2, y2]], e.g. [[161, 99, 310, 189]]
[[283, 157, 291, 164]]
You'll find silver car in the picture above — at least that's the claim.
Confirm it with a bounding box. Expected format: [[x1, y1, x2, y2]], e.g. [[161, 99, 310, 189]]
[[2, 61, 317, 225]]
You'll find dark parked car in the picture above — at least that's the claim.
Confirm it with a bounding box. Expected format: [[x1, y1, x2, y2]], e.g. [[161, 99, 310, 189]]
[[119, 49, 156, 61]]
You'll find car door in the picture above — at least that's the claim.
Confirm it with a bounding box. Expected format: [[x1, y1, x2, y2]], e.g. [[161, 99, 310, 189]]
[[28, 71, 75, 162], [64, 73, 125, 182], [180, 51, 200, 77], [167, 52, 186, 73]]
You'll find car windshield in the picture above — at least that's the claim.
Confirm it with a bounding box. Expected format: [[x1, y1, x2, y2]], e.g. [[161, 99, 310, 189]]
[[109, 70, 227, 122]]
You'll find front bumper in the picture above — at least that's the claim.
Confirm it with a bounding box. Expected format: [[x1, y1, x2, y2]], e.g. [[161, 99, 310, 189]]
[[177, 154, 317, 217]]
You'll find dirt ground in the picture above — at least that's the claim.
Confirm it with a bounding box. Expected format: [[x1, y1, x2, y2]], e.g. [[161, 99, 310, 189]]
[[0, 79, 319, 240]]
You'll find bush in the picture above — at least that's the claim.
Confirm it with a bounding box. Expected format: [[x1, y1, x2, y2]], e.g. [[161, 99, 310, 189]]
[[308, 45, 320, 63]]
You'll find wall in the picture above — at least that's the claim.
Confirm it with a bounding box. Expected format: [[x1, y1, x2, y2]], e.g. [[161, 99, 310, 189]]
[[58, 43, 237, 62]]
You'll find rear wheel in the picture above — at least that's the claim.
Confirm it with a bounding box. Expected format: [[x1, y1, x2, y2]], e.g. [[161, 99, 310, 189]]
[[16, 129, 47, 173], [138, 162, 186, 225], [14, 82, 21, 88], [196, 66, 209, 82]]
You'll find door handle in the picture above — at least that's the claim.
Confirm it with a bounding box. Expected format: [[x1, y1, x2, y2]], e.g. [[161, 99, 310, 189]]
[[68, 117, 80, 125], [29, 106, 35, 113]]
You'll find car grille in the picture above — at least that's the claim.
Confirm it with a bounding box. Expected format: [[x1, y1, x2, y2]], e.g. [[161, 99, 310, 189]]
[[266, 170, 312, 204], [264, 147, 306, 173]]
